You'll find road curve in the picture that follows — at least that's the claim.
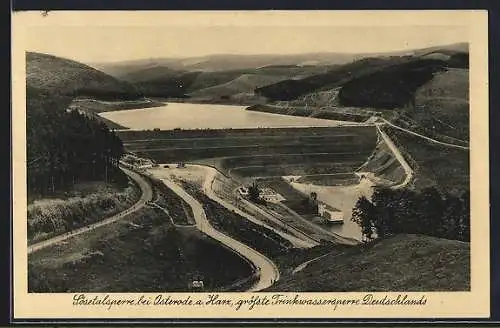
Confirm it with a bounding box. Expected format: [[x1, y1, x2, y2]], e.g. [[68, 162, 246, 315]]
[[159, 177, 280, 292], [376, 124, 414, 189], [28, 166, 153, 254]]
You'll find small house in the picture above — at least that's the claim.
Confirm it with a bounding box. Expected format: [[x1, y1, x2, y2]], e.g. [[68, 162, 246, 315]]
[[318, 203, 344, 224]]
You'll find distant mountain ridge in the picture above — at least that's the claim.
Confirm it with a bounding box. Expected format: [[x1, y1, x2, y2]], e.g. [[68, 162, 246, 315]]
[[86, 42, 468, 101], [91, 42, 468, 74]]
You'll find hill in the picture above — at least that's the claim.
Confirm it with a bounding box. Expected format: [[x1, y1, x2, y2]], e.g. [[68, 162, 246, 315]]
[[113, 65, 184, 84], [409, 68, 469, 140], [249, 43, 470, 143], [255, 56, 415, 101], [26, 52, 143, 100], [188, 73, 291, 99], [268, 234, 470, 292], [129, 71, 201, 98], [255, 43, 468, 103]]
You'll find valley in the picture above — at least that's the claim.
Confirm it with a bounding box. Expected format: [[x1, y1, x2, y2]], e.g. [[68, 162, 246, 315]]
[[25, 41, 471, 293]]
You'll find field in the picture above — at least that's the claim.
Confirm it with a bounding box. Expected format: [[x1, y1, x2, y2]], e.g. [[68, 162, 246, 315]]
[[382, 126, 469, 194], [28, 193, 254, 292], [119, 126, 377, 180], [267, 234, 470, 292]]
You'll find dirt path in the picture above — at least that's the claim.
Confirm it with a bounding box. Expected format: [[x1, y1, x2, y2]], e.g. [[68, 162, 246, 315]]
[[28, 166, 153, 254], [159, 177, 280, 292], [292, 250, 346, 275]]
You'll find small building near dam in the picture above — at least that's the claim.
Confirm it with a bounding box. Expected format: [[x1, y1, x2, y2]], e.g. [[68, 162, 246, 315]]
[[318, 203, 344, 224]]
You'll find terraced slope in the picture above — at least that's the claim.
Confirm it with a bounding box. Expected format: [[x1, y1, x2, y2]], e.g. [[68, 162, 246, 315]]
[[118, 126, 377, 180]]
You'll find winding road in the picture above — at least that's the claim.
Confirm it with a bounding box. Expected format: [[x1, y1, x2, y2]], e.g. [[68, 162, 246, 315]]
[[159, 176, 280, 292], [28, 166, 153, 254]]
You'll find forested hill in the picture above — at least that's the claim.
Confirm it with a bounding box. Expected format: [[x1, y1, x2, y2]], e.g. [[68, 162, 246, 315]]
[[26, 52, 143, 100], [26, 52, 133, 199], [255, 44, 468, 106]]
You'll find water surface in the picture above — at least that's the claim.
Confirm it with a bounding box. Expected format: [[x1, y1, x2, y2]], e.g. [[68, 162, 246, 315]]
[[99, 102, 345, 130]]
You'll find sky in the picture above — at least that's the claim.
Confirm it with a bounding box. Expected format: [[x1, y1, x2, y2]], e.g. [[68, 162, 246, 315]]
[[24, 17, 469, 64]]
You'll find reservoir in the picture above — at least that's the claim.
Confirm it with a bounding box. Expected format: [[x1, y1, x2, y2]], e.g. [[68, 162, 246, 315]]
[[99, 102, 346, 130]]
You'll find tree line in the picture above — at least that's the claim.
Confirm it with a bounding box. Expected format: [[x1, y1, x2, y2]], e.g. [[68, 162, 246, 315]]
[[27, 87, 126, 198], [352, 186, 470, 242]]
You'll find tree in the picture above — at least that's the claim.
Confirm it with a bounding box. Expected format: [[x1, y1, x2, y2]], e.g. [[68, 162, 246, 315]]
[[371, 187, 395, 238], [248, 181, 261, 203], [352, 196, 376, 242], [419, 187, 445, 237], [27, 87, 128, 197]]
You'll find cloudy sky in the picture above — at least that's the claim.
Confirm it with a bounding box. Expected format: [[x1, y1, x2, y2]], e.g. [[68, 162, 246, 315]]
[[18, 12, 470, 64]]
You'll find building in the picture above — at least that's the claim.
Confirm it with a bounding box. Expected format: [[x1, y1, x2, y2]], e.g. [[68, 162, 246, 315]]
[[318, 203, 344, 224], [238, 187, 249, 197]]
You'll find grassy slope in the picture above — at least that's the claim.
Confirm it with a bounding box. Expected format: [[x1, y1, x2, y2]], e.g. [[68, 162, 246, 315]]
[[27, 52, 145, 129], [188, 74, 291, 98], [114, 66, 184, 83], [188, 65, 335, 96], [27, 52, 142, 100], [409, 68, 469, 140], [28, 207, 254, 292], [268, 234, 470, 292], [27, 179, 141, 244]]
